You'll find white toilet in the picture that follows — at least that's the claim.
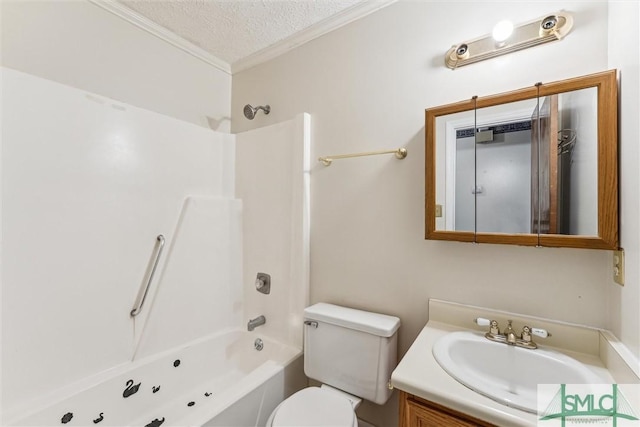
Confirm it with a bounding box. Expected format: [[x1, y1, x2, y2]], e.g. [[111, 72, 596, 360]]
[[266, 303, 401, 426]]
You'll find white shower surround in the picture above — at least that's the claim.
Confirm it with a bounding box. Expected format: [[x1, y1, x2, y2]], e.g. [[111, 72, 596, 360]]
[[2, 68, 311, 425]]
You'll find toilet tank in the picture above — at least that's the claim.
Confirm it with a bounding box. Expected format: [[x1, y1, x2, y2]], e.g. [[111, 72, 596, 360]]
[[303, 303, 401, 405]]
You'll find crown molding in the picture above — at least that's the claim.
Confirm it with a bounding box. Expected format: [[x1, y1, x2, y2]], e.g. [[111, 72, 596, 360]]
[[89, 0, 396, 76], [88, 0, 232, 75], [231, 0, 397, 74]]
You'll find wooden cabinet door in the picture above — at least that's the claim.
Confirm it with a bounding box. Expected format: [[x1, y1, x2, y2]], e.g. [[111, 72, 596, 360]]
[[399, 391, 495, 427]]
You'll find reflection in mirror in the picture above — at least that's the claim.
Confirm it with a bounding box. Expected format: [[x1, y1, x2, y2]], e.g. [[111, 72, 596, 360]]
[[435, 89, 599, 236], [532, 92, 556, 235], [552, 87, 598, 236], [474, 98, 538, 234], [534, 87, 598, 236], [435, 109, 475, 232], [426, 70, 617, 249]]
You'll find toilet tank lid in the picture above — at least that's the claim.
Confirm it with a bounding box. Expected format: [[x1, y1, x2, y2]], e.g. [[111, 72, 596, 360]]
[[304, 303, 400, 337]]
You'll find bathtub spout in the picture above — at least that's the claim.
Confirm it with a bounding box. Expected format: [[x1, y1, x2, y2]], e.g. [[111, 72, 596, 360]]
[[247, 315, 266, 331]]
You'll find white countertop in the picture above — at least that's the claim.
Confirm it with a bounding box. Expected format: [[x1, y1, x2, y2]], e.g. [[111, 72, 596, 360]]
[[390, 300, 622, 427]]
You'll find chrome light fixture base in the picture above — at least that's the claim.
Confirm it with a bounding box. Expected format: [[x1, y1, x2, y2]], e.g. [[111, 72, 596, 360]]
[[445, 12, 573, 69]]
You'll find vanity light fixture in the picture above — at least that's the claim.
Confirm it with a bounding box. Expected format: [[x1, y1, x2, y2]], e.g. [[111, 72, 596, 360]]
[[445, 11, 573, 69]]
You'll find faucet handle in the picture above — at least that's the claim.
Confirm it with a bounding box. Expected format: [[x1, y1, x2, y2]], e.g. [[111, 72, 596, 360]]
[[254, 273, 271, 294], [531, 327, 551, 338], [474, 317, 490, 327], [475, 318, 499, 335], [489, 320, 500, 335], [521, 325, 551, 341]]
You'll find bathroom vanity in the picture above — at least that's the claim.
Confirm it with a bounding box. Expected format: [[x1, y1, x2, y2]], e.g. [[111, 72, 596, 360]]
[[391, 299, 640, 427]]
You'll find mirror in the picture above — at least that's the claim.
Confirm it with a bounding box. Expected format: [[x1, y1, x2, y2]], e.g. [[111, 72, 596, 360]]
[[426, 70, 618, 249]]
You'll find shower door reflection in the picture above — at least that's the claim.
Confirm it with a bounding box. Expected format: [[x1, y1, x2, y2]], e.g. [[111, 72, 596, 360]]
[[472, 98, 537, 234]]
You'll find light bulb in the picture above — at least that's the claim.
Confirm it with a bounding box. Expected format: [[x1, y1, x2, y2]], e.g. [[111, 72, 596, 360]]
[[492, 20, 514, 43]]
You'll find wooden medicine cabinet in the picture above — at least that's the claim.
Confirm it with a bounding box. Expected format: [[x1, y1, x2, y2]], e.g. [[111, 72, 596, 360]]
[[425, 70, 618, 249]]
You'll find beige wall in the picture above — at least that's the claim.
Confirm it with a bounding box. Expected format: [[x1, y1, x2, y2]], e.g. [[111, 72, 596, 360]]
[[607, 0, 640, 361], [232, 1, 637, 424], [0, 0, 231, 130]]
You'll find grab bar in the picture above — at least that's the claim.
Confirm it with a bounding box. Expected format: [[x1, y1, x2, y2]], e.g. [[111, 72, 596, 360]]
[[130, 235, 165, 317]]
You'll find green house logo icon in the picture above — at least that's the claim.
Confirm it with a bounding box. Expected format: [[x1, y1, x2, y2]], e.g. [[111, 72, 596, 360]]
[[540, 384, 639, 426]]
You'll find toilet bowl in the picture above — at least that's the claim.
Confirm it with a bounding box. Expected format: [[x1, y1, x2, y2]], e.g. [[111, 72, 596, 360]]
[[265, 303, 400, 427], [266, 386, 359, 427]]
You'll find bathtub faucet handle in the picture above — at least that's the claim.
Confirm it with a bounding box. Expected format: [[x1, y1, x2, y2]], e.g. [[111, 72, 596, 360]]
[[255, 273, 271, 294]]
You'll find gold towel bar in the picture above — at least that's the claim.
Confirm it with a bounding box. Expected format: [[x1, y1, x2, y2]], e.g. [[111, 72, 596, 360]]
[[318, 148, 407, 166]]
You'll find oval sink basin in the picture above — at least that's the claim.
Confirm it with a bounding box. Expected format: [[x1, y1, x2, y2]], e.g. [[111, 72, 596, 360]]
[[432, 331, 604, 413]]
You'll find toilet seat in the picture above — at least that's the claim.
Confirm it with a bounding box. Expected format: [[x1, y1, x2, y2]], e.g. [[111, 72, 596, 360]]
[[267, 387, 357, 427]]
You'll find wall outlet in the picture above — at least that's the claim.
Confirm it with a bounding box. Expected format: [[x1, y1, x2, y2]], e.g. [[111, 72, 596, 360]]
[[435, 204, 443, 218], [613, 249, 625, 286]]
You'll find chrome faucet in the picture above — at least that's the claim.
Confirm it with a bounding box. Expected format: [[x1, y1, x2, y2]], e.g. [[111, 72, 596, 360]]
[[474, 318, 551, 349], [247, 315, 266, 331]]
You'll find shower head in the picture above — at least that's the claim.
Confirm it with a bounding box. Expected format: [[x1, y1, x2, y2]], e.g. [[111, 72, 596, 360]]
[[243, 104, 270, 120]]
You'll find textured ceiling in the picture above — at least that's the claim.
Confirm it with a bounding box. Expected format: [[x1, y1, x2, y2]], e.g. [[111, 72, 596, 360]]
[[118, 0, 365, 65]]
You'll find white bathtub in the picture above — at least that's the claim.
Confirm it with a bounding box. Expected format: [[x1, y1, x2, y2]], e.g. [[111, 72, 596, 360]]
[[11, 330, 305, 427]]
